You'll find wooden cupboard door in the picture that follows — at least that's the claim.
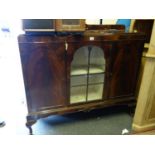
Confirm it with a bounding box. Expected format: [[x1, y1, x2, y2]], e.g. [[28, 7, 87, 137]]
[[19, 42, 67, 113], [108, 40, 144, 98]]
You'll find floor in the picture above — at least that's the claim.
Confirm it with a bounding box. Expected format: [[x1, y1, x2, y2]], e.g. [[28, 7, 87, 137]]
[[0, 103, 134, 135], [29, 106, 134, 135]]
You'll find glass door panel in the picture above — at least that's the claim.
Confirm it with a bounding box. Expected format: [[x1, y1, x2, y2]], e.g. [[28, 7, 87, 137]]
[[89, 65, 105, 74], [88, 74, 104, 84], [87, 84, 104, 101], [70, 45, 105, 104], [70, 86, 87, 104], [71, 75, 87, 86], [71, 46, 89, 76], [89, 46, 105, 74]]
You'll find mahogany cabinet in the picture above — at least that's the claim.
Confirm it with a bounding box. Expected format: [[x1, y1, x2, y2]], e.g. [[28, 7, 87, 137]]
[[18, 33, 145, 134]]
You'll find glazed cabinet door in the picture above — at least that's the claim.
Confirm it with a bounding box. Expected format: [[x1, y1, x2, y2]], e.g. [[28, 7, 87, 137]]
[[66, 39, 111, 105], [108, 40, 144, 98], [18, 38, 67, 113]]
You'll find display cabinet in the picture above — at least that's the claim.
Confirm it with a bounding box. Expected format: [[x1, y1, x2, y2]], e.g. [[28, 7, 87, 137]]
[[18, 33, 145, 134]]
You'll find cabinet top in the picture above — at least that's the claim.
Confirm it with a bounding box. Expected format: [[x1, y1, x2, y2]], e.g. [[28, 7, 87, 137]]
[[18, 32, 146, 43]]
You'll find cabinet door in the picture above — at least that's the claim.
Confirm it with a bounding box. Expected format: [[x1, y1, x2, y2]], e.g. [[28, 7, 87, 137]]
[[108, 40, 143, 98], [67, 41, 110, 104], [19, 41, 67, 113]]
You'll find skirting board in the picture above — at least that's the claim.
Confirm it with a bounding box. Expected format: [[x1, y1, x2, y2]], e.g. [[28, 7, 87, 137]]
[[132, 123, 155, 133]]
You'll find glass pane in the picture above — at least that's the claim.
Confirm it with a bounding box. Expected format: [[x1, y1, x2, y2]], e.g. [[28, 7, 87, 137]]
[[71, 75, 87, 86], [71, 46, 89, 75], [87, 84, 103, 101], [89, 65, 105, 74], [62, 19, 79, 25], [89, 74, 104, 84], [89, 46, 105, 74], [70, 86, 87, 104]]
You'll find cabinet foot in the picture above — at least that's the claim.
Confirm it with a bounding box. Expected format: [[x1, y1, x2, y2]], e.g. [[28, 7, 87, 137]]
[[26, 123, 33, 135], [26, 116, 37, 135]]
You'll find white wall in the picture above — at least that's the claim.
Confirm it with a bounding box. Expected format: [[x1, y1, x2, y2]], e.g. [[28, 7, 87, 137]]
[[102, 19, 117, 24], [86, 19, 100, 25], [86, 19, 117, 25]]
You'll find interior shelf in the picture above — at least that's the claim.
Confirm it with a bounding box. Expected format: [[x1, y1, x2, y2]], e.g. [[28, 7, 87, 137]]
[[70, 84, 104, 103], [71, 66, 88, 76], [89, 65, 105, 74], [71, 65, 105, 76], [70, 95, 86, 104], [70, 86, 87, 104], [71, 82, 104, 87]]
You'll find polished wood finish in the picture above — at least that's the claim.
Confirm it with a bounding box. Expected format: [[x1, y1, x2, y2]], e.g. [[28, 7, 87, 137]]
[[84, 24, 125, 36], [86, 24, 125, 31], [18, 32, 145, 134], [108, 39, 144, 98], [18, 35, 67, 113]]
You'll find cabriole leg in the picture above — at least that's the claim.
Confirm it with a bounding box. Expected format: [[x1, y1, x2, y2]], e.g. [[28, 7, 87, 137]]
[[26, 116, 37, 135]]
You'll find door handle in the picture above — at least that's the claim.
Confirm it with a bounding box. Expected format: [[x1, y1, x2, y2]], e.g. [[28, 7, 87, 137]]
[[65, 42, 68, 50]]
